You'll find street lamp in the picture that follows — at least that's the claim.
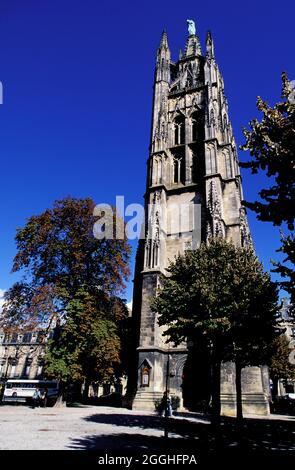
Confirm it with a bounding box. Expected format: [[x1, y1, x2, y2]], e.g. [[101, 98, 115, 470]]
[[163, 351, 174, 438]]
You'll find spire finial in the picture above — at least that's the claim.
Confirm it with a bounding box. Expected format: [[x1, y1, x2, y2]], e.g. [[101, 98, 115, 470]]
[[206, 30, 215, 58], [159, 29, 168, 48], [186, 19, 196, 36]]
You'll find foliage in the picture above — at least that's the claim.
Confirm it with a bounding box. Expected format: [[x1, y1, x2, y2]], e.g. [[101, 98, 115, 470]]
[[45, 288, 124, 384], [171, 395, 180, 410], [153, 239, 278, 364], [1, 197, 131, 388], [272, 233, 295, 314], [240, 73, 295, 311], [270, 334, 295, 381], [154, 398, 162, 412], [152, 239, 279, 422]]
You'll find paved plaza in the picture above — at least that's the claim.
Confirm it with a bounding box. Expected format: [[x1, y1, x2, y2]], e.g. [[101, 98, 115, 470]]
[[0, 404, 294, 468], [0, 404, 207, 451]]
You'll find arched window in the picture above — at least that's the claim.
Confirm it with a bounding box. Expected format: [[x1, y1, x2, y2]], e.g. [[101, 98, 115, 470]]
[[173, 157, 184, 184], [141, 367, 150, 386], [174, 115, 185, 145], [140, 361, 152, 387]]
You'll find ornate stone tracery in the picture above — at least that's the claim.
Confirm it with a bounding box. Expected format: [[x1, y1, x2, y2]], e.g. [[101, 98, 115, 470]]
[[132, 24, 266, 417]]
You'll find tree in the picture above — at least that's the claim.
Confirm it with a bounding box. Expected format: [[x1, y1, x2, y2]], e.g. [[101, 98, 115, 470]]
[[269, 334, 295, 398], [1, 197, 131, 402], [152, 239, 279, 424], [45, 288, 127, 402], [240, 73, 295, 311]]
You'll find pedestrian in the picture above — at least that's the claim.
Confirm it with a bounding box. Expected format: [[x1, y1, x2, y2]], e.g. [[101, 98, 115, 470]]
[[160, 391, 173, 417], [32, 387, 40, 408], [40, 388, 48, 408]]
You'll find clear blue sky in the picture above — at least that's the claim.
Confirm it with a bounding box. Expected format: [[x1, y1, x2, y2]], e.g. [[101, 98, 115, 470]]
[[0, 0, 294, 304]]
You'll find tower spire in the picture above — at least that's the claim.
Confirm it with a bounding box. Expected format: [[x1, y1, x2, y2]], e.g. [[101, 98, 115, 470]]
[[206, 31, 215, 59], [159, 29, 168, 49], [155, 30, 170, 83]]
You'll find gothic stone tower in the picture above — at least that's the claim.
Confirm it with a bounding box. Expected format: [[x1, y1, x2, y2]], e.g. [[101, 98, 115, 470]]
[[131, 23, 270, 415]]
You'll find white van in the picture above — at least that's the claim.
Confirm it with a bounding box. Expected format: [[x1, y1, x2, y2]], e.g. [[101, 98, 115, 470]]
[[2, 379, 59, 405]]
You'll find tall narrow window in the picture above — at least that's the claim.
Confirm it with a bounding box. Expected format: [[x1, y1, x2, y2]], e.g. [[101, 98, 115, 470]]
[[145, 240, 152, 268], [141, 366, 150, 386], [173, 158, 180, 183], [173, 156, 185, 184], [174, 123, 179, 145], [152, 241, 159, 268], [174, 115, 185, 145], [191, 112, 199, 141]]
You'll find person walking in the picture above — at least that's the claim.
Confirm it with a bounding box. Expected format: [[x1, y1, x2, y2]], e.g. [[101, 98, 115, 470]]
[[160, 391, 173, 417], [32, 387, 40, 408], [40, 388, 48, 408]]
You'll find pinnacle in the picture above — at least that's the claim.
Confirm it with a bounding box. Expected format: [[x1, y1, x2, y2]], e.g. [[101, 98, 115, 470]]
[[206, 31, 213, 44], [159, 29, 169, 49]]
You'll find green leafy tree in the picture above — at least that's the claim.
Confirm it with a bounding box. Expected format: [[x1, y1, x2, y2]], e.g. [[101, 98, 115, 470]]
[[45, 288, 127, 401], [269, 334, 295, 398], [152, 239, 278, 424], [240, 73, 295, 311], [1, 197, 131, 402]]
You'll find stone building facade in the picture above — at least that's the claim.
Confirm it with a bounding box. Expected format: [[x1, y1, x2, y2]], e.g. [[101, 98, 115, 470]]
[[0, 330, 46, 381], [131, 22, 271, 415]]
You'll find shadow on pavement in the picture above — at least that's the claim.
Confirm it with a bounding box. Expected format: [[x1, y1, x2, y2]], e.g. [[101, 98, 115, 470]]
[[68, 432, 196, 452], [71, 412, 295, 454]]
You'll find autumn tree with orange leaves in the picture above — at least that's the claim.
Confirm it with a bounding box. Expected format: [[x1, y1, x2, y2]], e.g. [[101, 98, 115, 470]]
[[1, 197, 131, 401]]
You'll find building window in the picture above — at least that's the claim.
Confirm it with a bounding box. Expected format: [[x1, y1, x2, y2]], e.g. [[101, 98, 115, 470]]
[[37, 365, 43, 377], [191, 112, 199, 141], [291, 328, 295, 339], [31, 333, 37, 343], [173, 157, 184, 184], [174, 116, 185, 145], [10, 365, 16, 377], [141, 366, 150, 387], [25, 366, 30, 377], [23, 333, 31, 343], [11, 333, 18, 343]]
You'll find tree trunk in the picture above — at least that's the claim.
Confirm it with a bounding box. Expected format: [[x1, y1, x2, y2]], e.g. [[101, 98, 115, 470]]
[[235, 361, 243, 423], [211, 358, 221, 427], [54, 381, 66, 407], [83, 377, 91, 403]]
